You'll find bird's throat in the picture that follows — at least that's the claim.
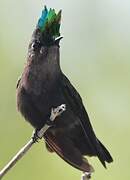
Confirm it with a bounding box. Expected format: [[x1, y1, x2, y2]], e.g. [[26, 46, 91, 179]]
[[22, 45, 61, 95]]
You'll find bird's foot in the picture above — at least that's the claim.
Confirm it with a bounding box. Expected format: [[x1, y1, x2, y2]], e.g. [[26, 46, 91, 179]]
[[47, 104, 66, 124], [81, 172, 91, 180], [32, 129, 40, 143], [32, 104, 66, 142]]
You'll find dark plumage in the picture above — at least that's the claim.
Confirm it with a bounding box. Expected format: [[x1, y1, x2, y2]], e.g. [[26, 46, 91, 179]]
[[16, 7, 113, 173]]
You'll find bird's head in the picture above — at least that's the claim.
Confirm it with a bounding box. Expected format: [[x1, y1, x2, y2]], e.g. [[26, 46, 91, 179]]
[[37, 6, 62, 46], [27, 6, 62, 68]]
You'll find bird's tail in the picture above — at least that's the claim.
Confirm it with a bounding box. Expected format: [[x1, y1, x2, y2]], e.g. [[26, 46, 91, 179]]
[[99, 140, 113, 163], [37, 6, 61, 42], [97, 139, 113, 168]]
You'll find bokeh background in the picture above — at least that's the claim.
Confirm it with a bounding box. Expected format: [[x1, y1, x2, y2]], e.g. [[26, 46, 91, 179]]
[[0, 0, 130, 179]]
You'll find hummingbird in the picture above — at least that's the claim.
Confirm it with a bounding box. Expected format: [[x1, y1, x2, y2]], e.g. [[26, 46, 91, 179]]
[[16, 6, 113, 174]]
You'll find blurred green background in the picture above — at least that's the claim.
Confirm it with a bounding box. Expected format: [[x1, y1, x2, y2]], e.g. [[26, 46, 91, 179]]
[[0, 0, 130, 179]]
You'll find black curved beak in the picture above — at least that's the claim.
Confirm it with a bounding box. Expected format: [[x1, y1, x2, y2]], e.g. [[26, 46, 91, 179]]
[[55, 36, 63, 45]]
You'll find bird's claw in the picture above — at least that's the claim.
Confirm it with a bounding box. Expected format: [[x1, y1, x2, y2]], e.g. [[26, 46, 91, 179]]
[[50, 104, 66, 121], [32, 129, 40, 143], [32, 104, 66, 142]]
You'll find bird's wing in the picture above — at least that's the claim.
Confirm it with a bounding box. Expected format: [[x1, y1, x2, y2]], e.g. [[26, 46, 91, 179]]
[[44, 131, 94, 173], [61, 74, 97, 147], [60, 74, 107, 167]]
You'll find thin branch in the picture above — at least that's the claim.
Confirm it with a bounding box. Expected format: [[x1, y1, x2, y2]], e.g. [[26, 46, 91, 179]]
[[0, 104, 66, 179], [0, 139, 34, 179], [81, 172, 91, 180]]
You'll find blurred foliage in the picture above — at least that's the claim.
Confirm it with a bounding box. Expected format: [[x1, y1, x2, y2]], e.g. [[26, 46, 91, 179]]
[[0, 0, 130, 179]]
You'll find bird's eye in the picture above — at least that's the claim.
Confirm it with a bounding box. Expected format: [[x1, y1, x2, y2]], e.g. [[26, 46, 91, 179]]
[[31, 40, 41, 51]]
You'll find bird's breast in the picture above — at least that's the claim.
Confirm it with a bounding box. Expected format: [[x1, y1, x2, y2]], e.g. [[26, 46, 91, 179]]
[[20, 60, 60, 96]]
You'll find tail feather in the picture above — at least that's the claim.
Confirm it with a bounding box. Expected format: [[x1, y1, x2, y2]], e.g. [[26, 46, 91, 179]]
[[96, 139, 113, 168], [98, 140, 113, 163]]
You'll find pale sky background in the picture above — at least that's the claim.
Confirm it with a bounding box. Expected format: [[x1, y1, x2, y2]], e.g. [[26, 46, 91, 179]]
[[0, 1, 130, 179]]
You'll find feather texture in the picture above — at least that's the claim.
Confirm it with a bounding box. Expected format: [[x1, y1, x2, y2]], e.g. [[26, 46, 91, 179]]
[[37, 6, 61, 40], [17, 6, 113, 174]]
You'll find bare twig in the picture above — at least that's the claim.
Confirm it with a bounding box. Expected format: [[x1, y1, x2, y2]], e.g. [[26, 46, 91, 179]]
[[0, 139, 34, 179], [0, 104, 66, 179], [81, 172, 91, 180]]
